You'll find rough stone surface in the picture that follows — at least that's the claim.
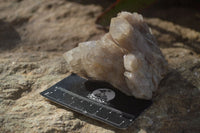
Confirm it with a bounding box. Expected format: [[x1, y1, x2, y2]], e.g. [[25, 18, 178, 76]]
[[64, 12, 168, 99], [0, 0, 200, 133]]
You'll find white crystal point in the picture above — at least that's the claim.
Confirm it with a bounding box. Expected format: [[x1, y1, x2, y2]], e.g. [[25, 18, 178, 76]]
[[63, 12, 168, 100]]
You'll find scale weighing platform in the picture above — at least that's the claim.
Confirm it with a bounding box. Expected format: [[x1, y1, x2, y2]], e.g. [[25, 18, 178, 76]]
[[40, 74, 152, 129]]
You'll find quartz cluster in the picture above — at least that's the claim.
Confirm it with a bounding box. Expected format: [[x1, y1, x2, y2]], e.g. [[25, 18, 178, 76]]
[[63, 12, 168, 100]]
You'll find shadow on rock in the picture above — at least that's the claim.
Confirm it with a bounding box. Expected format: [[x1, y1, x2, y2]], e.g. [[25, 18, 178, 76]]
[[148, 69, 200, 133], [147, 23, 200, 53], [69, 0, 200, 32], [143, 0, 200, 32], [67, 0, 113, 8], [0, 20, 21, 51]]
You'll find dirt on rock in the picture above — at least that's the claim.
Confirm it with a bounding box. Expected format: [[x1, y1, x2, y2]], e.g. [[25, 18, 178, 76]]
[[0, 0, 200, 133]]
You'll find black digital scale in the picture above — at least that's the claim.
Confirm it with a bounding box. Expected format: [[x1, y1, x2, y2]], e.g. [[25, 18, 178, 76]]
[[40, 74, 152, 129]]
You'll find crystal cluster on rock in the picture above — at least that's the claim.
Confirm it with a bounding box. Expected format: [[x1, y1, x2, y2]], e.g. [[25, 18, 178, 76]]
[[63, 12, 168, 100]]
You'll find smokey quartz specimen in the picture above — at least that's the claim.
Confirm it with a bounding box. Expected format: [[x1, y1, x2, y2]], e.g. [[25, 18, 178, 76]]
[[63, 12, 168, 100]]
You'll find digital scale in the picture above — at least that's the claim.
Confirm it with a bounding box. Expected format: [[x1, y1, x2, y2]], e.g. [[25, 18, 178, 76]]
[[40, 74, 152, 129]]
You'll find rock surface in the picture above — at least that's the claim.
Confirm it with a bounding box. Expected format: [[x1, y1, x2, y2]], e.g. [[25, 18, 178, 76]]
[[0, 0, 200, 133], [64, 12, 168, 99]]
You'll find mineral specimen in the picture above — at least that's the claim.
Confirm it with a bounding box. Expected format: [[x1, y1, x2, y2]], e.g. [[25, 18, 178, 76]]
[[63, 12, 168, 100]]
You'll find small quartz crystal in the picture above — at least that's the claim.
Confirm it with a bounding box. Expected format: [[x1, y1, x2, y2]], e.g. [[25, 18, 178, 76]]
[[63, 12, 168, 100]]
